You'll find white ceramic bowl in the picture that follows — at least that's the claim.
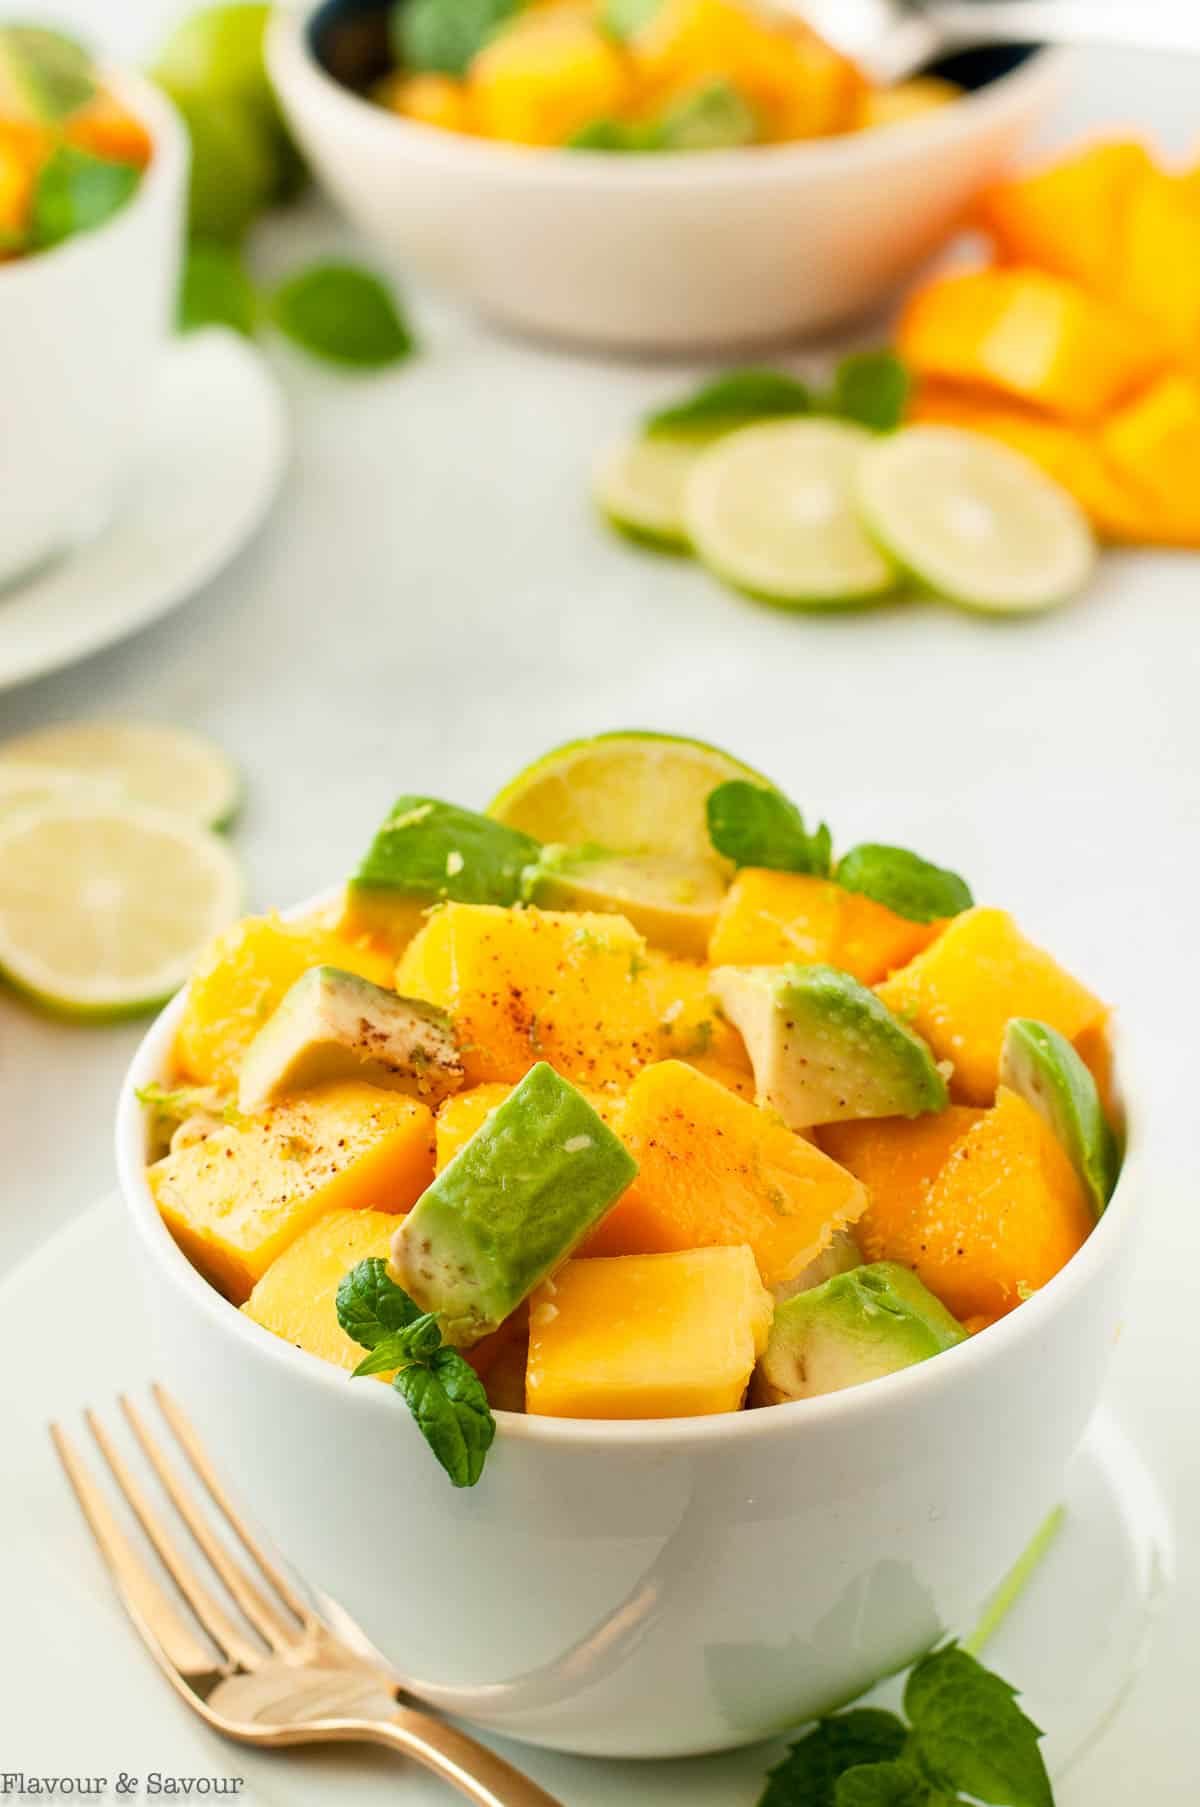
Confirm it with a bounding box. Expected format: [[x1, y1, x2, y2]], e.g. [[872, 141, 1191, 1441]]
[[117, 915, 1141, 1760], [268, 2, 1062, 351], [0, 71, 187, 590]]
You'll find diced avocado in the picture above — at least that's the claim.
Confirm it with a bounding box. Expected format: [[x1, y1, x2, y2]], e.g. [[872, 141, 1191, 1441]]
[[352, 795, 541, 908], [0, 26, 94, 124], [710, 962, 948, 1130], [752, 1261, 965, 1404], [999, 1018, 1118, 1218], [391, 1062, 637, 1346], [772, 1228, 862, 1302], [237, 966, 462, 1114], [529, 846, 729, 959], [653, 79, 759, 150]]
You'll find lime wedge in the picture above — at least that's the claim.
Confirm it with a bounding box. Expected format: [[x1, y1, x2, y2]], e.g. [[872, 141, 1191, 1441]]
[[684, 420, 898, 608], [856, 425, 1096, 614], [593, 434, 703, 551], [0, 722, 241, 828], [0, 803, 242, 1017], [489, 730, 766, 865]]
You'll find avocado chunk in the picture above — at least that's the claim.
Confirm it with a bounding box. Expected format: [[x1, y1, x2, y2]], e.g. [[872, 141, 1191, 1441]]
[[351, 795, 541, 908], [999, 1017, 1118, 1218], [752, 1261, 965, 1404], [391, 1062, 637, 1346], [237, 966, 463, 1114], [0, 26, 94, 124], [529, 847, 728, 959], [710, 962, 948, 1130], [772, 1228, 862, 1302]]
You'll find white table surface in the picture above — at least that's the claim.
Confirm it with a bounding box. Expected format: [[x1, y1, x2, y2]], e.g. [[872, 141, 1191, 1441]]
[[1, 9, 1197, 1792]]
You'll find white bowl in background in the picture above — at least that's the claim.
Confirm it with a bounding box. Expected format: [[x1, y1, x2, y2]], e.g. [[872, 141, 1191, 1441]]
[[0, 71, 187, 590], [268, 2, 1062, 352], [117, 903, 1141, 1760]]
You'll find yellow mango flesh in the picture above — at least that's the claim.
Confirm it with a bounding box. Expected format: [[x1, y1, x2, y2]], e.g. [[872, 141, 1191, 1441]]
[[174, 913, 397, 1092], [979, 141, 1153, 296], [1117, 168, 1200, 355], [151, 1082, 435, 1303], [707, 869, 938, 983], [642, 950, 751, 1072], [897, 267, 1160, 423], [526, 1245, 772, 1418], [381, 72, 474, 133], [395, 904, 660, 1089], [819, 1108, 986, 1265], [877, 907, 1106, 1105], [859, 76, 958, 131], [470, 13, 632, 145], [435, 1082, 516, 1171], [584, 1059, 865, 1286], [242, 1207, 399, 1372], [1100, 373, 1200, 544]]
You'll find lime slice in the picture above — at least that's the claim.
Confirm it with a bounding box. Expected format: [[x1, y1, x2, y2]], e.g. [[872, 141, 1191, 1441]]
[[856, 425, 1096, 614], [593, 434, 703, 551], [0, 803, 242, 1017], [0, 762, 122, 819], [684, 420, 898, 608], [489, 730, 766, 865], [0, 722, 241, 828]]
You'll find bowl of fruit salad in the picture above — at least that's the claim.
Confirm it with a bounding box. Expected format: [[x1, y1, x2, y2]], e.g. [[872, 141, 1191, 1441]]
[[118, 732, 1138, 1758], [0, 27, 186, 588], [267, 0, 1061, 349]]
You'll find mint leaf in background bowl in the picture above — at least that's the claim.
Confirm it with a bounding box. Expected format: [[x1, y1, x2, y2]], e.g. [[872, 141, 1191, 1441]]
[[393, 0, 523, 78], [179, 239, 259, 335], [30, 144, 140, 249], [271, 262, 414, 368]]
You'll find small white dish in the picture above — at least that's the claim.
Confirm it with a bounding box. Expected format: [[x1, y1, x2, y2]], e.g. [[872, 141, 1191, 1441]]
[[0, 1194, 1172, 1803], [0, 329, 287, 693]]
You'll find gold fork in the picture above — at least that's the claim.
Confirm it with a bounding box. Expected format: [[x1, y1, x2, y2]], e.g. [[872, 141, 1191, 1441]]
[[51, 1386, 562, 1807]]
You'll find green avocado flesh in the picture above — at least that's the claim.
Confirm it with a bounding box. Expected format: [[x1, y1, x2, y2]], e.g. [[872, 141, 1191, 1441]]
[[0, 26, 94, 124], [999, 1018, 1118, 1218], [752, 1262, 966, 1404], [237, 966, 462, 1113], [710, 962, 947, 1129], [352, 795, 541, 907], [772, 1229, 862, 1302], [391, 1062, 638, 1346]]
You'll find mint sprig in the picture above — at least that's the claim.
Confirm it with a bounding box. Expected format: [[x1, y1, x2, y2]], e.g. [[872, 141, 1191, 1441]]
[[831, 351, 911, 433], [761, 1708, 906, 1805], [392, 0, 522, 77], [645, 368, 811, 438], [272, 262, 414, 368], [706, 781, 832, 876], [336, 1259, 496, 1488], [835, 844, 973, 924]]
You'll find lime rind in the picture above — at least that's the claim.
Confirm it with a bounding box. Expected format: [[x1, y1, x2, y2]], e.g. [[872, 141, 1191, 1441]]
[[593, 434, 704, 553]]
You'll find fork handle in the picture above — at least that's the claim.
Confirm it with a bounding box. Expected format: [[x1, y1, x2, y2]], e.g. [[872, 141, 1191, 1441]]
[[925, 0, 1200, 56], [365, 1705, 566, 1807]]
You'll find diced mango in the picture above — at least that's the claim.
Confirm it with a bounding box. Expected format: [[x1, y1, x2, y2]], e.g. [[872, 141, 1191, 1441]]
[[818, 1107, 986, 1264], [526, 1245, 772, 1418], [707, 869, 939, 983], [380, 71, 474, 134], [470, 12, 632, 146], [1100, 373, 1200, 545], [242, 1207, 398, 1372], [435, 1082, 514, 1170], [175, 914, 398, 1092], [64, 93, 154, 168], [395, 904, 660, 1089], [877, 908, 1106, 1105], [585, 1060, 865, 1286], [642, 950, 752, 1073], [1117, 167, 1200, 355], [897, 267, 1161, 423], [979, 141, 1153, 295], [859, 76, 959, 131], [151, 1082, 435, 1303]]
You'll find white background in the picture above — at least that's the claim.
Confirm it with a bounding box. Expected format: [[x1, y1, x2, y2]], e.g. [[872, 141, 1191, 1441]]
[[0, 3, 1196, 1792]]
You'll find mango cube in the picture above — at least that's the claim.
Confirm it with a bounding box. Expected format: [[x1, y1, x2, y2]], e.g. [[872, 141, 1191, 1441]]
[[526, 1246, 772, 1418], [979, 140, 1153, 296], [470, 13, 631, 146], [1117, 168, 1200, 354], [876, 907, 1106, 1104], [242, 1207, 398, 1371], [1100, 373, 1200, 544], [707, 869, 938, 983], [151, 1082, 435, 1302]]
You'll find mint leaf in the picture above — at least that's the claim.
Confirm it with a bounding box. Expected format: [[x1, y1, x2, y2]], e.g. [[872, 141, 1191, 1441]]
[[835, 1763, 935, 1806], [707, 780, 832, 876], [354, 795, 542, 906], [350, 1308, 443, 1376], [392, 0, 522, 76], [905, 1646, 1053, 1807], [832, 351, 911, 433], [272, 262, 413, 368], [179, 237, 259, 335], [601, 0, 661, 38], [393, 1347, 496, 1487], [761, 1710, 909, 1806], [646, 369, 810, 437], [835, 845, 972, 924], [336, 1258, 421, 1350], [30, 145, 139, 249]]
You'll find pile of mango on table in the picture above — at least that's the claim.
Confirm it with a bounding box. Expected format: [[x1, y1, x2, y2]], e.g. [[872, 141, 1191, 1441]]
[[904, 137, 1200, 546], [146, 745, 1119, 1423]]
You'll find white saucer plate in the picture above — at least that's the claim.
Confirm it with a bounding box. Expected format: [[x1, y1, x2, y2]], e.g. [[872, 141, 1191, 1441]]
[[0, 1195, 1172, 1805], [0, 329, 286, 693]]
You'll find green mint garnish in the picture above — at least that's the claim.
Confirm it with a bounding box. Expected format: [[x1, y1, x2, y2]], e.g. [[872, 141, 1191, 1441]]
[[645, 368, 811, 438], [179, 238, 259, 336], [30, 145, 140, 249], [830, 350, 911, 433], [392, 0, 523, 77], [903, 1646, 1053, 1807], [354, 795, 542, 907], [336, 1259, 496, 1488], [761, 1708, 907, 1805], [835, 845, 973, 924], [706, 780, 832, 876], [271, 262, 413, 368]]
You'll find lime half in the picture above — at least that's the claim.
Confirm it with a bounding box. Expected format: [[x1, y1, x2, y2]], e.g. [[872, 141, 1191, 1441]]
[[0, 722, 241, 828], [857, 425, 1096, 614], [489, 730, 766, 865], [684, 420, 898, 608], [0, 802, 242, 1017], [0, 762, 122, 820], [593, 434, 704, 551]]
